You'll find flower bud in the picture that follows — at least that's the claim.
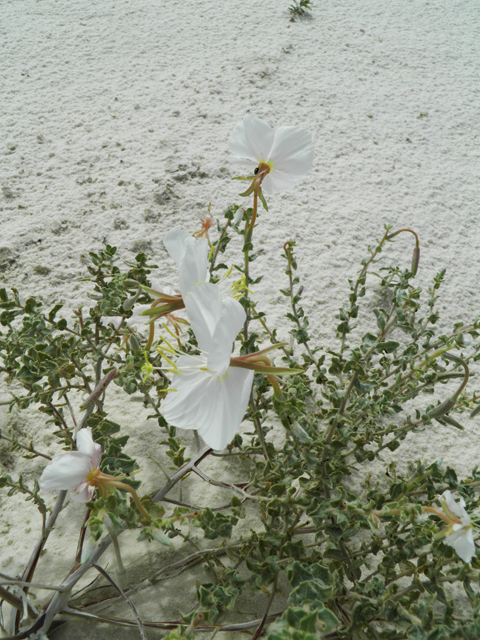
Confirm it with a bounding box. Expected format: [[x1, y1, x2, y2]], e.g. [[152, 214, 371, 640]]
[[428, 395, 456, 418], [123, 295, 138, 312], [471, 404, 480, 418], [81, 536, 98, 564], [411, 246, 420, 276], [233, 207, 244, 225], [129, 334, 141, 352]]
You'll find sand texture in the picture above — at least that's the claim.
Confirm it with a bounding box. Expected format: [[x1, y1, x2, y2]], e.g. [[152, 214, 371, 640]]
[[1, 1, 479, 638]]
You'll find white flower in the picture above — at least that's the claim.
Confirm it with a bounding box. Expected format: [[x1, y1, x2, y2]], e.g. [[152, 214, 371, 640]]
[[193, 210, 215, 240], [228, 114, 314, 194], [163, 282, 254, 450], [439, 490, 476, 563], [39, 429, 102, 502], [103, 223, 209, 335], [39, 429, 150, 518], [163, 228, 210, 298]]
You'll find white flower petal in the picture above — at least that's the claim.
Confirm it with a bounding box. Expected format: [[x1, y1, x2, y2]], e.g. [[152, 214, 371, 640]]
[[268, 126, 314, 176], [262, 169, 304, 195], [178, 236, 209, 298], [161, 284, 177, 297], [229, 116, 314, 195], [445, 527, 476, 563], [127, 304, 152, 328], [197, 367, 254, 450], [39, 452, 92, 492], [163, 359, 254, 450], [163, 355, 211, 427], [163, 228, 190, 265], [76, 428, 101, 467], [184, 282, 223, 352], [150, 278, 176, 297], [208, 297, 246, 376], [70, 483, 96, 503], [228, 155, 258, 174], [228, 115, 275, 164], [443, 490, 469, 522]]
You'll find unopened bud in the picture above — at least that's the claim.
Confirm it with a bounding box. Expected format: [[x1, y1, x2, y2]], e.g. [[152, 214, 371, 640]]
[[470, 404, 480, 418], [441, 415, 464, 430], [129, 334, 141, 351], [233, 207, 244, 225], [123, 279, 140, 288], [371, 513, 381, 527], [123, 295, 137, 311], [428, 396, 456, 419], [411, 246, 420, 276], [152, 530, 172, 546], [81, 536, 98, 564], [291, 421, 311, 443]]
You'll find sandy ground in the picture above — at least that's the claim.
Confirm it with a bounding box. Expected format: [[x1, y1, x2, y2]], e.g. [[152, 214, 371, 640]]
[[1, 0, 479, 637]]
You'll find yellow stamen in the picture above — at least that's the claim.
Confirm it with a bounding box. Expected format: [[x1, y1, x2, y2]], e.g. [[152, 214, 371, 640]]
[[157, 335, 177, 354], [162, 322, 182, 343], [159, 352, 177, 368]]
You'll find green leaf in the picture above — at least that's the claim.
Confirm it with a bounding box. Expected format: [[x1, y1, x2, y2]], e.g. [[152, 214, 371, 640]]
[[376, 341, 400, 354], [315, 608, 339, 634], [288, 580, 332, 605]]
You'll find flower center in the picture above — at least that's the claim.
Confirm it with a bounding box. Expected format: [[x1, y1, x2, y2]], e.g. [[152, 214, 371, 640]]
[[257, 161, 272, 175]]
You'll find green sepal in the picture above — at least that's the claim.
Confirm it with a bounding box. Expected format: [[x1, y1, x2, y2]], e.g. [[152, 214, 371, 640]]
[[258, 187, 268, 211]]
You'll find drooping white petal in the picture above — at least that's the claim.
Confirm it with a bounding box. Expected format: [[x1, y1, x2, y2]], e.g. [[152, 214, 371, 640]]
[[163, 356, 254, 450], [229, 155, 259, 175], [178, 236, 209, 298], [126, 304, 152, 328], [163, 354, 211, 426], [228, 115, 275, 164], [262, 169, 305, 195], [149, 279, 177, 297], [267, 126, 314, 176], [445, 525, 476, 563], [161, 284, 177, 297], [184, 282, 223, 352], [208, 297, 246, 376], [443, 490, 469, 521], [163, 228, 190, 265], [39, 452, 92, 492], [197, 367, 254, 450], [70, 483, 96, 503], [76, 428, 102, 467]]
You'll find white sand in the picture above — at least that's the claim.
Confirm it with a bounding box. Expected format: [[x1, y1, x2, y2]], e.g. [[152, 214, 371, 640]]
[[1, 1, 479, 637]]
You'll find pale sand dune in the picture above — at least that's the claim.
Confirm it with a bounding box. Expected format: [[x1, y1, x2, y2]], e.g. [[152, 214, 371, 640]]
[[1, 1, 479, 637]]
